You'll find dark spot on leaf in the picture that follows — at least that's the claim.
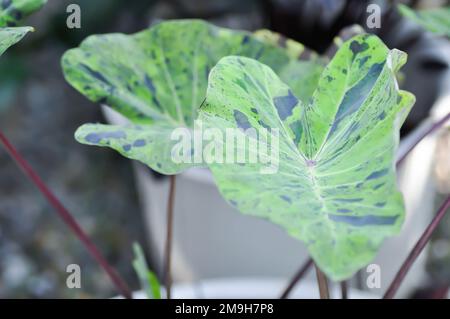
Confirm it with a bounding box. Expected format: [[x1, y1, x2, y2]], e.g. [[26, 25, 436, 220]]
[[144, 75, 156, 94], [241, 35, 250, 44], [290, 120, 303, 145], [366, 168, 388, 180], [337, 209, 351, 213], [258, 120, 271, 130], [80, 64, 111, 86], [280, 195, 292, 203], [375, 202, 386, 207], [133, 139, 146, 147], [349, 41, 369, 56], [85, 131, 126, 143], [152, 97, 162, 110], [334, 198, 363, 203], [123, 144, 131, 152], [373, 183, 385, 190], [234, 110, 252, 130], [378, 111, 386, 120], [358, 56, 370, 68], [328, 214, 399, 226], [273, 90, 298, 120], [255, 47, 264, 59], [329, 62, 384, 135]]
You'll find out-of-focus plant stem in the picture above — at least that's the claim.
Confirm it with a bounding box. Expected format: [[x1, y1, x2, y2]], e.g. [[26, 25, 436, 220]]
[[0, 130, 132, 299]]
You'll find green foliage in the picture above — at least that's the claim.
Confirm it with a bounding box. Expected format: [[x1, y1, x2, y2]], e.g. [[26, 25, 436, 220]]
[[62, 19, 324, 175], [0, 0, 47, 27], [132, 243, 161, 299], [0, 0, 46, 55], [199, 34, 415, 280], [398, 4, 450, 37], [0, 26, 31, 55]]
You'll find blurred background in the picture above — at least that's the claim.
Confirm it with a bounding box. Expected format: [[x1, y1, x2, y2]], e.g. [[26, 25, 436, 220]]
[[0, 0, 449, 298]]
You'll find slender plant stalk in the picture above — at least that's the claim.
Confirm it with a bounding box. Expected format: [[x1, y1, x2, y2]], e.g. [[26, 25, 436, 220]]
[[163, 175, 176, 299], [314, 263, 330, 299], [384, 194, 450, 299], [0, 130, 132, 299], [280, 111, 450, 298], [340, 281, 348, 299], [397, 111, 450, 168], [280, 258, 313, 299]]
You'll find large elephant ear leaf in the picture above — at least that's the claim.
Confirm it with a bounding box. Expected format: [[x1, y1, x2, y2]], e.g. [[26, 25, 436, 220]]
[[0, 0, 47, 27], [199, 34, 415, 281], [0, 26, 32, 55], [64, 19, 323, 175], [398, 4, 450, 37]]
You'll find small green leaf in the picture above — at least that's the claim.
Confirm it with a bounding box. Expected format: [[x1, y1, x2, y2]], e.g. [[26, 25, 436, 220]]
[[0, 26, 32, 56], [0, 0, 47, 27], [63, 19, 323, 175], [199, 34, 415, 280], [398, 4, 450, 37], [132, 243, 161, 299]]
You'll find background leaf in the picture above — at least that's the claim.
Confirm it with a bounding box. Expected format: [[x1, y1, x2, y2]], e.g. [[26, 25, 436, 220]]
[[398, 4, 450, 37], [0, 0, 47, 27], [132, 242, 161, 299], [62, 19, 324, 175], [199, 34, 415, 280], [0, 26, 31, 56]]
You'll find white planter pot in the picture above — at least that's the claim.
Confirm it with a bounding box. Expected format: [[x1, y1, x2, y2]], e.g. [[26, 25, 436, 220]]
[[130, 278, 376, 299]]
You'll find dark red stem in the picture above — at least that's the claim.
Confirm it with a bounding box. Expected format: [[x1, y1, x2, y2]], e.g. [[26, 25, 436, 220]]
[[314, 263, 330, 299], [384, 194, 450, 299], [341, 281, 348, 299], [0, 130, 132, 299], [280, 258, 313, 299]]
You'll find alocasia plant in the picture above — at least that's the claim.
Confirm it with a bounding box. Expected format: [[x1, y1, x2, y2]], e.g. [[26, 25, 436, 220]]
[[398, 4, 450, 37], [199, 34, 416, 280], [62, 19, 324, 175]]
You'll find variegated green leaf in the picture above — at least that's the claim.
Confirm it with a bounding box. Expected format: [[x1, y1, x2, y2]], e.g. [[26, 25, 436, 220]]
[[199, 34, 415, 280], [0, 26, 31, 55], [62, 19, 324, 175], [0, 0, 47, 27], [398, 4, 450, 37]]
